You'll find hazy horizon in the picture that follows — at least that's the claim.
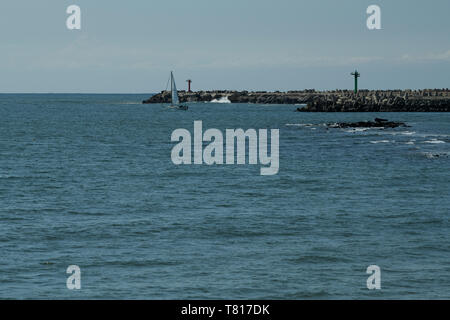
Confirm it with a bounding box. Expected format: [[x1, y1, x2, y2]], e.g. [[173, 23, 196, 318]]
[[1, 87, 449, 95], [0, 0, 449, 93]]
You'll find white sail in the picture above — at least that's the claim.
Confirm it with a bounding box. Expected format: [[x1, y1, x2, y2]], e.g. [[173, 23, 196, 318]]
[[171, 72, 180, 105]]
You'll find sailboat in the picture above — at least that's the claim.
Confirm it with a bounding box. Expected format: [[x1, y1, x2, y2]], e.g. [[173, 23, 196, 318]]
[[168, 71, 188, 110]]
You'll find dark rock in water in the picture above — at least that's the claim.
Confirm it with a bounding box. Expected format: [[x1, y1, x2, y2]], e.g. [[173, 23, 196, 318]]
[[427, 152, 448, 159], [328, 118, 408, 129]]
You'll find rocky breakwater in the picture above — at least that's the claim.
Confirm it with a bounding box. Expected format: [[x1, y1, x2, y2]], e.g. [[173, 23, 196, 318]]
[[142, 90, 316, 104], [298, 89, 450, 112], [142, 89, 450, 111]]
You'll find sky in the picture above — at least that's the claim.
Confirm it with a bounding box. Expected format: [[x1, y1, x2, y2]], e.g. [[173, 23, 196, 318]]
[[0, 0, 449, 93]]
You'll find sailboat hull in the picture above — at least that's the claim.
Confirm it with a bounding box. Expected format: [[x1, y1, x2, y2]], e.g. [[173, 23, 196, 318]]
[[168, 105, 188, 110]]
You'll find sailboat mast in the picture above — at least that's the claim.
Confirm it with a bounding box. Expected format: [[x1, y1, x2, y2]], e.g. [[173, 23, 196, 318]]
[[170, 72, 173, 98], [166, 71, 187, 110]]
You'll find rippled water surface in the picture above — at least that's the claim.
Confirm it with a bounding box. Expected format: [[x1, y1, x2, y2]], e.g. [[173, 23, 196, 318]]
[[0, 94, 449, 299]]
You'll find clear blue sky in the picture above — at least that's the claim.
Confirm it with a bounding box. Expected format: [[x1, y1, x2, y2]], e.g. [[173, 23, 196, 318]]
[[0, 0, 449, 92]]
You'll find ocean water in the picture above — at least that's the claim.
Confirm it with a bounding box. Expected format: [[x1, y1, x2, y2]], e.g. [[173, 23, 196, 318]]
[[0, 94, 449, 299]]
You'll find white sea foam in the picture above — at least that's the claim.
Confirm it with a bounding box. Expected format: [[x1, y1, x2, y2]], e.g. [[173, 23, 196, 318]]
[[285, 123, 314, 127], [382, 131, 449, 138], [370, 140, 392, 144], [210, 96, 231, 103], [424, 139, 445, 144], [345, 128, 371, 133], [418, 133, 450, 138]]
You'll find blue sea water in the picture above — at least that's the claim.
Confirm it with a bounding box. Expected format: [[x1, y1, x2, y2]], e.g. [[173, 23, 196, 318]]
[[0, 94, 449, 299]]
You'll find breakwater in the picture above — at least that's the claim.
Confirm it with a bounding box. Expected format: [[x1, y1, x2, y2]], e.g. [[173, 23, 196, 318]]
[[143, 90, 313, 104], [142, 89, 450, 112]]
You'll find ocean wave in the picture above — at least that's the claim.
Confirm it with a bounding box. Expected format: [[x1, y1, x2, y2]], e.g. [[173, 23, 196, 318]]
[[424, 139, 445, 144], [0, 174, 33, 179], [286, 123, 327, 128], [344, 128, 377, 133], [382, 131, 449, 138], [370, 140, 393, 144], [210, 96, 231, 104], [285, 123, 315, 127]]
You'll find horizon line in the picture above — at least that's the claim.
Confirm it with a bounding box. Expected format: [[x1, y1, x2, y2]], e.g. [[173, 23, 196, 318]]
[[1, 88, 449, 95]]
